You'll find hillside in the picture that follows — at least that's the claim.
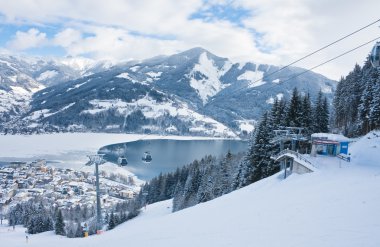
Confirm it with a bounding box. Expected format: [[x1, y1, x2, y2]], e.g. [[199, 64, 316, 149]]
[[2, 131, 379, 247], [0, 48, 336, 136]]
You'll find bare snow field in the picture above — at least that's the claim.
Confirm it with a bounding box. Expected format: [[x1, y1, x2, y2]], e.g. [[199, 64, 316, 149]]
[[1, 131, 380, 246]]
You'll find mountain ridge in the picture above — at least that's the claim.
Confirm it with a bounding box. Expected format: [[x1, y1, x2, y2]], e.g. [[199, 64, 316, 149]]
[[0, 48, 337, 136]]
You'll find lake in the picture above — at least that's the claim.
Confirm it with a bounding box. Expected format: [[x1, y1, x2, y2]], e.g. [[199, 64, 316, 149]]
[[99, 139, 248, 180]]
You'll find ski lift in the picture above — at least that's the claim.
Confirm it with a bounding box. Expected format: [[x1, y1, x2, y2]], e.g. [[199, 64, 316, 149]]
[[115, 144, 128, 166], [142, 151, 152, 163], [117, 156, 128, 166], [370, 41, 380, 68]]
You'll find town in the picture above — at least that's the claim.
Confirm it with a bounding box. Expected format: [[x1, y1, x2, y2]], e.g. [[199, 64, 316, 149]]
[[0, 159, 143, 223]]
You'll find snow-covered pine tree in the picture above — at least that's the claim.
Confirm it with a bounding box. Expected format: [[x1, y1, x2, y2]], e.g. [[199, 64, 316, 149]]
[[313, 90, 329, 133], [300, 93, 313, 135], [369, 69, 380, 129], [357, 73, 375, 135], [108, 211, 116, 230], [246, 112, 277, 183], [55, 210, 65, 236], [286, 88, 302, 127]]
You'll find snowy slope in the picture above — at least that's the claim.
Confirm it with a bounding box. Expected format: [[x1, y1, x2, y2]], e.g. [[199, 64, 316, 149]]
[[189, 52, 230, 104], [2, 132, 380, 247]]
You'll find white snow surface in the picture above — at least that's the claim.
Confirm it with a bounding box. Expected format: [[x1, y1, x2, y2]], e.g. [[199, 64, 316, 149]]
[[189, 52, 229, 104], [146, 71, 162, 79], [311, 133, 351, 142], [37, 70, 58, 81], [235, 119, 255, 133], [237, 70, 266, 88], [66, 81, 88, 92], [266, 96, 275, 104], [1, 131, 380, 246], [81, 96, 236, 137], [276, 93, 284, 100], [116, 72, 138, 83]]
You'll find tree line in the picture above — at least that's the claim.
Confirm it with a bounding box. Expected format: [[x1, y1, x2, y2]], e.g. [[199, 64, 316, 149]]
[[334, 57, 380, 137], [137, 87, 330, 211]]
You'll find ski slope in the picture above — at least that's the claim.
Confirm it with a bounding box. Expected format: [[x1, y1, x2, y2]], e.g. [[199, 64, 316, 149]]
[[1, 131, 380, 246]]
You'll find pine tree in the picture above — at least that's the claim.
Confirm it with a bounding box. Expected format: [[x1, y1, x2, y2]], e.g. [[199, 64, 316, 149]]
[[108, 211, 116, 230], [55, 210, 65, 236], [313, 90, 329, 133], [300, 93, 312, 135], [286, 88, 302, 127], [245, 112, 277, 184], [370, 72, 380, 129]]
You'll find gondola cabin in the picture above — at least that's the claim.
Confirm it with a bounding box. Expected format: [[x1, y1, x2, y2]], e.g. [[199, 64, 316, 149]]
[[117, 156, 128, 166], [142, 151, 152, 163], [370, 41, 380, 68]]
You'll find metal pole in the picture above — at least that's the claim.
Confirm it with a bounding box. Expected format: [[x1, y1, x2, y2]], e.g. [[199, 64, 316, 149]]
[[87, 154, 104, 233], [95, 160, 102, 232]]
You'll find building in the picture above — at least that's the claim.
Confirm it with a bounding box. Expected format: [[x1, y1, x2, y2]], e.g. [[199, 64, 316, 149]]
[[311, 133, 350, 156]]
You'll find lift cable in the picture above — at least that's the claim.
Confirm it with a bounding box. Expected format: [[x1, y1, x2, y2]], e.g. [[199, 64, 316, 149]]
[[211, 18, 380, 102]]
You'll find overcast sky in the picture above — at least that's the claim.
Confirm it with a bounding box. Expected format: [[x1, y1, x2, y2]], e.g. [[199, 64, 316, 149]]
[[0, 0, 379, 80]]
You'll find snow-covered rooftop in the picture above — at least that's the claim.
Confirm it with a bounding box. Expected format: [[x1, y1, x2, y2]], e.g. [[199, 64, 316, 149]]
[[311, 133, 351, 142]]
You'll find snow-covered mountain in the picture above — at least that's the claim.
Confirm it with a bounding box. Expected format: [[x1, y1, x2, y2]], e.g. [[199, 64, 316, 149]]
[[0, 48, 337, 136]]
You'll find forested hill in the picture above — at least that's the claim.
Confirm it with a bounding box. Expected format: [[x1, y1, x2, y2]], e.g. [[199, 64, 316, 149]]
[[334, 57, 380, 137]]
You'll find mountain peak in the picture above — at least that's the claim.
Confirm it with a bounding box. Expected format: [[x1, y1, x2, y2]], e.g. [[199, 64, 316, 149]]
[[177, 47, 215, 58]]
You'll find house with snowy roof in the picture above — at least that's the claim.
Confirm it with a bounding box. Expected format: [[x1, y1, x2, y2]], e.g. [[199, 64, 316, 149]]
[[310, 133, 351, 157]]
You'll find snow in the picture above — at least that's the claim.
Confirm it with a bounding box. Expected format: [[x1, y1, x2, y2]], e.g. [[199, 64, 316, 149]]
[[9, 75, 17, 82], [27, 103, 75, 120], [130, 65, 140, 72], [311, 133, 351, 142], [235, 120, 255, 132], [3, 132, 380, 246], [321, 85, 333, 93], [116, 72, 138, 83], [266, 93, 284, 104], [10, 86, 29, 95], [37, 70, 58, 81], [59, 56, 96, 72], [237, 62, 245, 70], [237, 70, 266, 88], [276, 93, 284, 100], [81, 99, 131, 115], [80, 162, 144, 187], [189, 52, 230, 104], [66, 81, 88, 92], [81, 96, 236, 137], [266, 96, 274, 104], [146, 71, 162, 79]]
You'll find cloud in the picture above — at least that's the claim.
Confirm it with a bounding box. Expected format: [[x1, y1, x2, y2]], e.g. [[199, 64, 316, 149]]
[[53, 28, 82, 48], [0, 0, 379, 79], [7, 28, 47, 51]]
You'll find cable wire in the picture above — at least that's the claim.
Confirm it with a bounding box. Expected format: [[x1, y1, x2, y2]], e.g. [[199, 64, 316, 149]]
[[211, 18, 380, 102], [258, 18, 380, 83], [277, 36, 380, 85]]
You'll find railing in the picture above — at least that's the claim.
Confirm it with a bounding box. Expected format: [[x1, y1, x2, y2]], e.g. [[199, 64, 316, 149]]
[[271, 149, 315, 167], [337, 154, 351, 162]]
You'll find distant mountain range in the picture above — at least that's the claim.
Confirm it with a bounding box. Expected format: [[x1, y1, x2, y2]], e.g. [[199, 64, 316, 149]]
[[0, 48, 336, 137]]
